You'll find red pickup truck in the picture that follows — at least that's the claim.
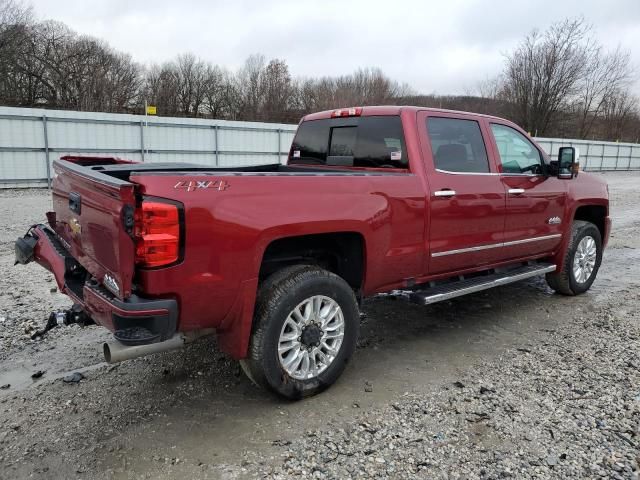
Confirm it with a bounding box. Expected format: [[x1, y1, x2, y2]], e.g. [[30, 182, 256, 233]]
[[15, 106, 610, 399]]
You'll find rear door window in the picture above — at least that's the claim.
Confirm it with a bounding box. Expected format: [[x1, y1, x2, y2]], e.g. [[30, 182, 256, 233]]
[[426, 117, 490, 173], [290, 116, 408, 169]]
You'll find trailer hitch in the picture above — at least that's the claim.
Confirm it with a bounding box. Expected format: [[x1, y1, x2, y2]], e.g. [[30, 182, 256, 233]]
[[31, 304, 94, 339]]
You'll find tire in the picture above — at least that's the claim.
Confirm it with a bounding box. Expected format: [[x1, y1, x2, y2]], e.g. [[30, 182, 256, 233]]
[[546, 220, 602, 296], [240, 265, 359, 400]]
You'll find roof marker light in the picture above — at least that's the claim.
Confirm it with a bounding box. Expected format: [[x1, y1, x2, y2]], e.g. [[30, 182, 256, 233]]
[[331, 107, 362, 118]]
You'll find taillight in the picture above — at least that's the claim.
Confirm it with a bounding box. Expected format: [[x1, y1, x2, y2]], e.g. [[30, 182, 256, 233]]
[[134, 201, 180, 268], [331, 107, 362, 117]]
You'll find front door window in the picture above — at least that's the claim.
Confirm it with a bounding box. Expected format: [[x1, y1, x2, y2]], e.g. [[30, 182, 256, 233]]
[[490, 124, 543, 175]]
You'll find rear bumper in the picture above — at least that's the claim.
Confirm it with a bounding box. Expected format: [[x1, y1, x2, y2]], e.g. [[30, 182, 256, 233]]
[[15, 225, 178, 344]]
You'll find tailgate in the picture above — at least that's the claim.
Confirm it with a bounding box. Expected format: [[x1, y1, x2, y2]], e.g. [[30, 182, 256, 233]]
[[51, 159, 136, 300]]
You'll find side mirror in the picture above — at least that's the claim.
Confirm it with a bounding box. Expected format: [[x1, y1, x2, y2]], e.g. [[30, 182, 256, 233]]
[[557, 146, 579, 179]]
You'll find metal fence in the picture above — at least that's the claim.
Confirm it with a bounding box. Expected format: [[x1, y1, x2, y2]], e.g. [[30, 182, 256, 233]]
[[1, 106, 638, 188], [0, 106, 297, 188], [534, 138, 640, 172]]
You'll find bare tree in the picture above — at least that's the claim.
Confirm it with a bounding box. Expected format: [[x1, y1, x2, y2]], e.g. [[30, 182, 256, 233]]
[[101, 52, 142, 111], [20, 20, 75, 107], [144, 62, 181, 115], [1, 13, 141, 112], [472, 76, 502, 100], [202, 64, 234, 119], [173, 53, 207, 116], [234, 54, 266, 120], [292, 68, 410, 114], [261, 59, 293, 121], [0, 0, 33, 104], [294, 76, 337, 112], [574, 46, 633, 138], [601, 88, 638, 141], [500, 18, 590, 135], [0, 0, 31, 64]]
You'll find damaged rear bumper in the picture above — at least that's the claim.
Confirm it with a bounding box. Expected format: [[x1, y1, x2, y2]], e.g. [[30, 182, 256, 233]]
[[15, 225, 178, 345]]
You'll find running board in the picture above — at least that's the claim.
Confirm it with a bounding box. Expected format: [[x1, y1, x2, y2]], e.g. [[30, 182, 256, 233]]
[[398, 263, 556, 306]]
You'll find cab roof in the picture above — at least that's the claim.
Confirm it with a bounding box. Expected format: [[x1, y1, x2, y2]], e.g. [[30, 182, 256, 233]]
[[302, 105, 509, 124]]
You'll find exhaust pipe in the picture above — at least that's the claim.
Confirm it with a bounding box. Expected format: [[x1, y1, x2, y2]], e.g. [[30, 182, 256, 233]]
[[103, 329, 214, 364]]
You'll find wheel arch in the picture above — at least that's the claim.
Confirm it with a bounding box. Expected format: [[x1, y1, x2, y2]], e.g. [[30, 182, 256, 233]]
[[218, 229, 367, 361], [259, 231, 367, 294], [552, 201, 607, 273], [573, 204, 607, 240]]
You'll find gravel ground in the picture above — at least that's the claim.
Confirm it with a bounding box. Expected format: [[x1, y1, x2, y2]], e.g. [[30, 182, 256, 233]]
[[268, 298, 640, 479], [0, 172, 639, 480]]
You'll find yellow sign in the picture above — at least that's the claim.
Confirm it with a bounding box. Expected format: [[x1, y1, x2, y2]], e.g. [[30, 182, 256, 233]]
[[146, 105, 157, 115]]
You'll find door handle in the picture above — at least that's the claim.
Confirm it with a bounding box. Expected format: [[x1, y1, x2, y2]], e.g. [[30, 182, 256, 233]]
[[434, 190, 456, 197], [508, 188, 525, 195]]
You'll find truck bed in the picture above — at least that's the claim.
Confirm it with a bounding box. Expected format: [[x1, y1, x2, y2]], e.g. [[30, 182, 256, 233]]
[[85, 161, 406, 182]]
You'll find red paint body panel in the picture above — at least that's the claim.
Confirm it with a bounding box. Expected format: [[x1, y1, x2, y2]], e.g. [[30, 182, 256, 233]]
[[51, 159, 136, 300], [132, 171, 426, 331], [30, 106, 610, 359], [499, 174, 566, 257]]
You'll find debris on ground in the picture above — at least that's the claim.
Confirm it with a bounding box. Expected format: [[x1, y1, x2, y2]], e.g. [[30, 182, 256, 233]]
[[62, 372, 85, 383]]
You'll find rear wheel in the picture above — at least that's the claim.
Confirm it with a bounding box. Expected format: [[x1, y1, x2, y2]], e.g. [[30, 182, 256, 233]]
[[240, 265, 359, 399], [546, 220, 602, 295]]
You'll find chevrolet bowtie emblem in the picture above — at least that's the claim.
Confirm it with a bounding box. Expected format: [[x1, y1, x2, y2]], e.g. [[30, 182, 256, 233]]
[[69, 217, 82, 235]]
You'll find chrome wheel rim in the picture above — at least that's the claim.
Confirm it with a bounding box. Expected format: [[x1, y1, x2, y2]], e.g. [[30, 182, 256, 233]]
[[573, 236, 597, 284], [278, 295, 345, 380]]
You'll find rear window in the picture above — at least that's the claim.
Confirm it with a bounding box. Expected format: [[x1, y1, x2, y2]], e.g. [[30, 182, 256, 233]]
[[289, 116, 408, 169]]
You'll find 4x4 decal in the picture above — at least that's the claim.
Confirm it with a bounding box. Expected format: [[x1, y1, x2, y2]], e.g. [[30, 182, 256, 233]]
[[174, 180, 230, 192]]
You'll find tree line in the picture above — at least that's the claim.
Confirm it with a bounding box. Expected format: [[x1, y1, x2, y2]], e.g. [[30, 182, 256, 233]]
[[1, 1, 638, 141]]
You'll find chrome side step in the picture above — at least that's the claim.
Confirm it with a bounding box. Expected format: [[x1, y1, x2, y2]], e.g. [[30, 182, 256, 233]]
[[398, 263, 556, 306]]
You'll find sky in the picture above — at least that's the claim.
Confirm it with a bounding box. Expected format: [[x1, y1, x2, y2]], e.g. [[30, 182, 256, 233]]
[[29, 0, 640, 96]]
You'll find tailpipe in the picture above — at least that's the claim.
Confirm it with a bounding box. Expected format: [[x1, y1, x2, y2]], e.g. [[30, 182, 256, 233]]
[[103, 329, 214, 364]]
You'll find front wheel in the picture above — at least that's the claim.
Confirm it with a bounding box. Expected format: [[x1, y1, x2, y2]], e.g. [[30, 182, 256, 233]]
[[240, 265, 359, 399], [546, 220, 602, 295]]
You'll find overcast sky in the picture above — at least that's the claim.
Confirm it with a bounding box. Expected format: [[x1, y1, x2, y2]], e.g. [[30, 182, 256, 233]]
[[30, 0, 640, 96]]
